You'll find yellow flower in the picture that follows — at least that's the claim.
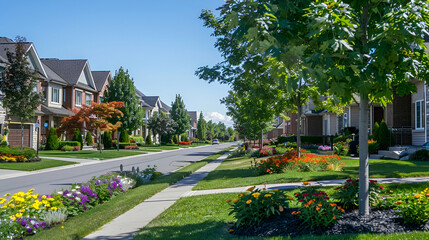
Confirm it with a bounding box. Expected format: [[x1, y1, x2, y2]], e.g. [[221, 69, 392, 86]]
[[10, 216, 16, 221], [246, 200, 252, 204], [32, 203, 40, 210], [15, 212, 23, 218], [415, 194, 422, 198], [238, 194, 244, 197], [264, 194, 272, 198], [229, 229, 234, 233], [252, 192, 261, 198], [3, 193, 10, 197], [246, 186, 256, 192], [303, 182, 309, 186], [42, 195, 47, 200], [233, 199, 239, 203], [61, 226, 64, 229], [50, 207, 58, 211], [0, 198, 6, 204], [274, 189, 279, 192], [286, 196, 293, 200]]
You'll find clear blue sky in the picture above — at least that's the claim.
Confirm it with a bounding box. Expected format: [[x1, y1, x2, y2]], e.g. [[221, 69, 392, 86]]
[[1, 0, 233, 126]]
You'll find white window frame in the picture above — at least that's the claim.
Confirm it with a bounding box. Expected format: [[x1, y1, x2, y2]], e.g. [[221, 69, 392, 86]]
[[416, 100, 424, 130], [51, 87, 60, 103], [75, 90, 82, 106], [85, 92, 92, 106]]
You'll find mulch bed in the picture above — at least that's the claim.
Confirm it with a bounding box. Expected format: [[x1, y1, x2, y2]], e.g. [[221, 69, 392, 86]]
[[231, 208, 429, 238]]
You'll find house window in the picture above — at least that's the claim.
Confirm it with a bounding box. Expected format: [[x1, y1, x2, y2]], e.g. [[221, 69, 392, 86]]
[[75, 90, 82, 106], [416, 100, 424, 129], [85, 93, 92, 105], [343, 113, 348, 128], [51, 87, 60, 103], [63, 88, 66, 102]]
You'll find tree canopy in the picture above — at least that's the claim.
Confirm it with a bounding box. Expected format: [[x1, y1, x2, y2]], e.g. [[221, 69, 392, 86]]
[[103, 67, 143, 133], [197, 112, 207, 140], [170, 94, 190, 135]]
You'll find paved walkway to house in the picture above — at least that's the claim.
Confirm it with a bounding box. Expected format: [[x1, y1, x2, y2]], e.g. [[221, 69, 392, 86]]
[[81, 149, 429, 240]]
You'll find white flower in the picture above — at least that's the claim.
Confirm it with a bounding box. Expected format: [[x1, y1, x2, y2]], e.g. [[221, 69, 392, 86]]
[[57, 191, 63, 195], [75, 186, 80, 189], [71, 189, 76, 192], [75, 197, 81, 201], [30, 220, 35, 225], [76, 192, 81, 195], [66, 193, 72, 197]]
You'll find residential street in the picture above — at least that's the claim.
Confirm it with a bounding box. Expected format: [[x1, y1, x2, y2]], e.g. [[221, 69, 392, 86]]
[[0, 143, 234, 196]]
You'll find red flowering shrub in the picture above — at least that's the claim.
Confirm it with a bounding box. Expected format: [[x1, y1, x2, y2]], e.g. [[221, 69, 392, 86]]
[[294, 188, 344, 228], [179, 142, 191, 145], [332, 178, 383, 210], [124, 145, 139, 149]]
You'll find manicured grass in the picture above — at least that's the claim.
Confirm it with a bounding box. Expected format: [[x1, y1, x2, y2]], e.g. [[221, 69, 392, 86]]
[[135, 182, 429, 240], [0, 159, 77, 171], [193, 156, 429, 190], [37, 149, 145, 160], [28, 147, 232, 240]]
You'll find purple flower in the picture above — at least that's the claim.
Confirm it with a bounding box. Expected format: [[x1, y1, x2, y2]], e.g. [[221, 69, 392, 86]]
[[34, 223, 39, 229], [41, 222, 46, 228], [21, 219, 27, 226], [27, 227, 33, 233]]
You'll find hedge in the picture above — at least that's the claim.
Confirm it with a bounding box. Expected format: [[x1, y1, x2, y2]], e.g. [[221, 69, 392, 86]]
[[119, 142, 138, 149], [58, 141, 81, 150], [0, 147, 36, 159], [130, 136, 144, 145]]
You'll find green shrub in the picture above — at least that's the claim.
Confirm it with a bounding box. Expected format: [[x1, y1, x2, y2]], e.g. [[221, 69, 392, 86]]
[[72, 129, 83, 148], [0, 141, 7, 147], [332, 178, 383, 210], [85, 132, 93, 146], [334, 143, 349, 156], [58, 141, 81, 150], [395, 188, 429, 225], [119, 129, 130, 143], [61, 146, 75, 151], [274, 147, 289, 155], [0, 146, 36, 159], [368, 140, 380, 154], [172, 135, 178, 144], [130, 136, 144, 145], [301, 136, 324, 145], [295, 188, 344, 228], [373, 122, 380, 141], [45, 127, 59, 150], [227, 187, 291, 226], [180, 133, 188, 142], [103, 132, 112, 150], [145, 134, 153, 145], [378, 120, 395, 150], [276, 135, 295, 144], [409, 149, 429, 161]]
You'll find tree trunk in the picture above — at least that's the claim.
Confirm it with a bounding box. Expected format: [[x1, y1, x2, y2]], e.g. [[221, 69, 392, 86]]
[[359, 91, 370, 216], [297, 94, 302, 158], [21, 123, 24, 150], [259, 127, 263, 150]]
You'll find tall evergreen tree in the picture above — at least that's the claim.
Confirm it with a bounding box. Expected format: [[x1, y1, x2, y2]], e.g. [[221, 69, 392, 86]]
[[0, 36, 42, 149], [197, 112, 207, 140], [170, 94, 190, 135], [103, 67, 143, 133]]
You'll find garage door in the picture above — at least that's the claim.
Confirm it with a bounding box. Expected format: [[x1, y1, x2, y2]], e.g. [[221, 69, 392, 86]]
[[8, 124, 31, 148]]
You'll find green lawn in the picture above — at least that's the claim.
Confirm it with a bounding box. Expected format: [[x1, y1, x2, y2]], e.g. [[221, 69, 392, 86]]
[[135, 183, 429, 240], [0, 158, 77, 171], [193, 156, 429, 190], [38, 149, 145, 160], [29, 147, 232, 240]]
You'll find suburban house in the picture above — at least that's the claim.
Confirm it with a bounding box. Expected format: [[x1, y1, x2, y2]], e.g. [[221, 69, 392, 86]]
[[187, 111, 197, 139], [92, 71, 111, 103], [0, 37, 45, 149]]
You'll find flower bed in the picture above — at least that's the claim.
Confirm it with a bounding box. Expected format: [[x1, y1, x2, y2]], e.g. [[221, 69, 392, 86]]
[[0, 171, 142, 239], [229, 182, 429, 238], [253, 150, 344, 175], [179, 142, 191, 145]]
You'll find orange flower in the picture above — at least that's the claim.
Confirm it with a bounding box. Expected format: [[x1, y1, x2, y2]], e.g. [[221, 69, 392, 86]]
[[333, 216, 336, 220], [233, 199, 239, 203], [303, 181, 310, 186], [395, 200, 402, 205], [246, 200, 252, 204], [266, 169, 271, 173], [229, 229, 234, 233], [246, 186, 255, 192], [318, 204, 322, 207], [291, 211, 296, 215], [296, 211, 301, 214], [226, 199, 232, 203], [316, 207, 320, 211], [330, 203, 337, 207]]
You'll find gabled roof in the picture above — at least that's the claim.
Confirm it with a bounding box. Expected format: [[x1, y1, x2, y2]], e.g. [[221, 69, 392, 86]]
[[135, 88, 145, 98], [0, 37, 14, 44], [41, 62, 67, 85], [160, 101, 171, 113], [91, 71, 110, 92], [142, 96, 160, 108], [187, 111, 197, 122], [41, 59, 96, 91]]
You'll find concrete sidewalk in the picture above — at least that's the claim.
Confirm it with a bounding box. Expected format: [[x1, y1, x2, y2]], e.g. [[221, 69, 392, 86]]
[[82, 150, 231, 240], [183, 176, 429, 197]]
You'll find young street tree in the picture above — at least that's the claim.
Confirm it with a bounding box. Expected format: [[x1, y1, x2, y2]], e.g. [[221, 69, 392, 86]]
[[170, 94, 190, 137], [0, 37, 42, 149], [103, 67, 143, 133], [197, 112, 207, 140], [147, 112, 177, 144]]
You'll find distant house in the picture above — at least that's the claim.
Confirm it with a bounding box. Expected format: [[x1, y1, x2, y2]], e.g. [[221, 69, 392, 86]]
[[92, 71, 111, 103], [187, 111, 197, 139]]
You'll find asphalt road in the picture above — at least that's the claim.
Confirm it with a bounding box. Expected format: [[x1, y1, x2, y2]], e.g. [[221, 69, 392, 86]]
[[0, 143, 234, 196]]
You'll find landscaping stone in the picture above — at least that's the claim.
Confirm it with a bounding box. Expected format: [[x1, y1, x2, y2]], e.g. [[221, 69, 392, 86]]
[[232, 208, 429, 238], [400, 155, 410, 161]]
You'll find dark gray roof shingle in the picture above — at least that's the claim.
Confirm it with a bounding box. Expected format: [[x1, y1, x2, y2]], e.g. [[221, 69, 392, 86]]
[[41, 59, 87, 85], [92, 71, 110, 92], [42, 62, 68, 85], [142, 96, 159, 108]]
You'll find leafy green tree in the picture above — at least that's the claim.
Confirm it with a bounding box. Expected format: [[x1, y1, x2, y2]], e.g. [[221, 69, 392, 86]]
[[197, 112, 207, 140], [147, 112, 177, 144], [170, 94, 190, 135], [85, 132, 93, 146], [377, 120, 394, 150], [45, 127, 59, 150], [0, 36, 42, 149], [206, 120, 215, 140], [372, 122, 380, 142], [72, 128, 83, 148], [303, 0, 429, 215], [103, 67, 143, 133], [227, 127, 235, 141]]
